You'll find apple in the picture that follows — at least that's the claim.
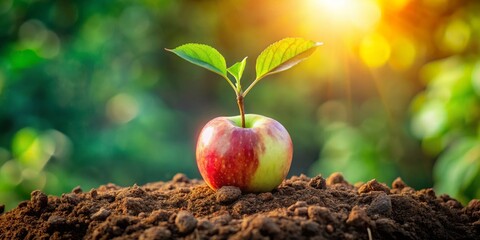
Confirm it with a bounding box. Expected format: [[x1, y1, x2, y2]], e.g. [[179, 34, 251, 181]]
[[167, 38, 320, 192], [196, 114, 293, 192]]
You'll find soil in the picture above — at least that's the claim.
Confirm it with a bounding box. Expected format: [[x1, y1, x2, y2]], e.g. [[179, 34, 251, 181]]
[[1, 173, 479, 240]]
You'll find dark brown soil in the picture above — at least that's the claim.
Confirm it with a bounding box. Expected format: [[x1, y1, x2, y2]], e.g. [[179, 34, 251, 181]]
[[1, 173, 479, 239]]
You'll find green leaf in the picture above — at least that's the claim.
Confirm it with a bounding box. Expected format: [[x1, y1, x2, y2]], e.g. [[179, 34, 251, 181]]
[[227, 57, 247, 83], [166, 43, 227, 77], [255, 37, 322, 80]]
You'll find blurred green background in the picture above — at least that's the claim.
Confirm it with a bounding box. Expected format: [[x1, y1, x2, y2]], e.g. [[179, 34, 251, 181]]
[[1, 0, 480, 210]]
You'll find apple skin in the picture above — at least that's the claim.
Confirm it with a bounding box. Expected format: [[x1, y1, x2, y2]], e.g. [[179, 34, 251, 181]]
[[196, 114, 293, 192]]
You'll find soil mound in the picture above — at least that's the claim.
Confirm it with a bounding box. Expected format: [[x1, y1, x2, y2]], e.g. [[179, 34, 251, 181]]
[[1, 173, 479, 239]]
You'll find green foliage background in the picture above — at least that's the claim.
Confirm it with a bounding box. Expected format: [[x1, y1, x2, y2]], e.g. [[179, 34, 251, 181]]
[[1, 0, 479, 210]]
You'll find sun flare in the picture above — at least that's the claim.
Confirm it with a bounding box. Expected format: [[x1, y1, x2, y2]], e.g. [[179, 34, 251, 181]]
[[304, 0, 381, 32]]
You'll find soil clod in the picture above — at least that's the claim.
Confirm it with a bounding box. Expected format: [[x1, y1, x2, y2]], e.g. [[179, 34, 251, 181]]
[[301, 220, 320, 236], [216, 186, 242, 205], [326, 172, 347, 185], [175, 210, 197, 234], [91, 207, 111, 221], [47, 215, 67, 230], [139, 226, 171, 240], [72, 186, 82, 194], [308, 205, 332, 223], [30, 190, 48, 212], [258, 192, 273, 201], [172, 173, 190, 183], [392, 177, 407, 189], [346, 206, 371, 227], [309, 175, 327, 189], [358, 179, 390, 194], [367, 192, 392, 217]]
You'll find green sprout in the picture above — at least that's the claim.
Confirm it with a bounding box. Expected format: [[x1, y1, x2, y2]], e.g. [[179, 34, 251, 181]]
[[166, 37, 322, 128]]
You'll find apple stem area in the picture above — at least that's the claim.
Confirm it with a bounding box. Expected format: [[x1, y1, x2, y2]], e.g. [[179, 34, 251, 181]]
[[236, 94, 246, 128]]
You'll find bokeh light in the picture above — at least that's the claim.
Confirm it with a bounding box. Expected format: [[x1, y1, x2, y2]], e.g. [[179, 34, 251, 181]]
[[359, 33, 391, 68]]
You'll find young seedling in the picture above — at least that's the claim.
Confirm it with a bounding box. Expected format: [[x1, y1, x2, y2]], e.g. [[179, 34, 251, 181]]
[[166, 38, 322, 192]]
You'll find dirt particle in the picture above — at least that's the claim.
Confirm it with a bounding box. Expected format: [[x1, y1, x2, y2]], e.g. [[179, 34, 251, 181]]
[[375, 218, 396, 229], [145, 210, 172, 225], [139, 226, 171, 240], [301, 220, 320, 236], [292, 181, 306, 190], [392, 177, 407, 189], [367, 192, 392, 217], [467, 199, 480, 210], [232, 200, 255, 216], [278, 185, 295, 195], [243, 216, 281, 237], [212, 213, 232, 226], [258, 192, 273, 201], [172, 173, 190, 183], [422, 188, 437, 198], [216, 186, 242, 204], [91, 207, 111, 221], [30, 190, 48, 212], [99, 193, 115, 203], [117, 185, 146, 199], [0, 204, 4, 214], [309, 175, 327, 189], [308, 205, 332, 222], [218, 225, 238, 236], [121, 197, 149, 216], [288, 200, 308, 212], [260, 218, 281, 236], [89, 189, 98, 199], [197, 219, 214, 231], [358, 179, 390, 194], [326, 172, 348, 185], [175, 210, 197, 234], [445, 199, 463, 209], [466, 199, 480, 220], [72, 186, 82, 194], [47, 215, 67, 231], [294, 207, 308, 217], [113, 216, 131, 228], [346, 206, 371, 227], [18, 200, 28, 208], [326, 224, 334, 233], [61, 193, 80, 205], [344, 233, 355, 240]]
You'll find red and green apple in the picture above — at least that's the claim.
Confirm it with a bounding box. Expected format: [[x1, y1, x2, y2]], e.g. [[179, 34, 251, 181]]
[[196, 114, 293, 192], [166, 38, 321, 192]]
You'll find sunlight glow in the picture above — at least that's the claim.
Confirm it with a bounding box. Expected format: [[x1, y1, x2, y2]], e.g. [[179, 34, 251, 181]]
[[319, 0, 349, 13], [305, 0, 381, 32], [383, 0, 411, 11]]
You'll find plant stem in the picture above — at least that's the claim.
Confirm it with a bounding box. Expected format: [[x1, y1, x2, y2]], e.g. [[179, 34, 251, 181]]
[[236, 93, 246, 128], [242, 76, 263, 97], [223, 76, 237, 93]]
